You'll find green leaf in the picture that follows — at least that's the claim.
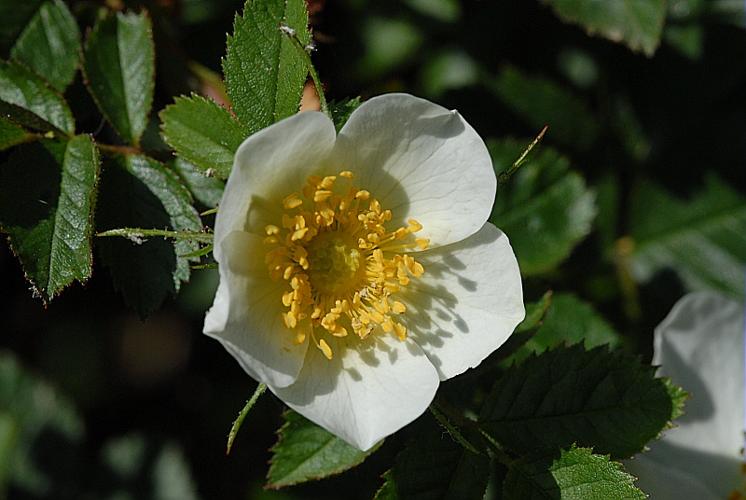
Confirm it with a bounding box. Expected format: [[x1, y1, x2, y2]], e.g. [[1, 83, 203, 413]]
[[0, 0, 44, 52], [0, 135, 99, 301], [628, 175, 746, 299], [267, 411, 381, 488], [160, 94, 247, 179], [96, 154, 202, 318], [83, 11, 154, 145], [503, 445, 645, 499], [0, 117, 33, 150], [223, 0, 310, 133], [489, 139, 596, 275], [328, 97, 361, 131], [0, 350, 84, 496], [170, 158, 225, 208], [10, 0, 81, 91], [373, 470, 399, 500], [488, 67, 598, 151], [506, 293, 621, 366], [479, 345, 686, 459], [0, 60, 74, 134], [387, 421, 490, 500], [542, 0, 666, 56]]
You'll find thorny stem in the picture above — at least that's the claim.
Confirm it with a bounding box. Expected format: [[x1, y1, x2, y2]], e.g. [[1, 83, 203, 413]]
[[96, 227, 214, 243], [96, 142, 142, 156], [497, 125, 549, 186], [226, 383, 267, 455], [280, 24, 329, 116], [431, 398, 514, 466], [429, 403, 481, 455]]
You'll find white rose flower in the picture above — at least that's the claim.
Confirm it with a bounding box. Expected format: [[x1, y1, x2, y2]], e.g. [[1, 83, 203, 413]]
[[203, 93, 525, 450], [625, 291, 745, 499]]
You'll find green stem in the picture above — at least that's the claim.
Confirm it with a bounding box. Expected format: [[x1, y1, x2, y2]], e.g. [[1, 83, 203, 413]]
[[429, 403, 481, 455], [96, 227, 214, 243], [96, 142, 142, 156], [497, 125, 548, 186], [280, 24, 329, 116], [226, 383, 267, 455], [478, 429, 514, 467]]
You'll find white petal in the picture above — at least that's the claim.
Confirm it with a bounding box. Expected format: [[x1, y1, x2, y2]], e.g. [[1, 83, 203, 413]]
[[628, 439, 742, 498], [653, 291, 744, 459], [271, 334, 440, 451], [333, 93, 496, 248], [214, 110, 336, 257], [624, 452, 721, 500], [628, 291, 745, 498], [204, 230, 308, 388], [402, 223, 524, 380]]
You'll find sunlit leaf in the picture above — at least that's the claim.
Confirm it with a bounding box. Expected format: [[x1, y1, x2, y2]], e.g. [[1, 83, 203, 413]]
[[0, 60, 74, 134], [170, 158, 225, 208], [160, 94, 247, 179], [503, 445, 645, 499], [267, 411, 381, 488], [83, 11, 154, 145], [223, 0, 310, 133], [10, 0, 81, 91], [0, 135, 99, 301]]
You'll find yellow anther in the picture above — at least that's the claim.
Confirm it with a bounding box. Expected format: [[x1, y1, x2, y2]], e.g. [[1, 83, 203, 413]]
[[266, 169, 427, 360], [393, 322, 407, 340], [283, 312, 297, 329], [291, 228, 309, 241], [408, 219, 423, 232], [283, 194, 303, 209], [320, 176, 337, 189], [392, 301, 406, 314], [318, 339, 333, 360], [411, 261, 425, 277], [283, 266, 294, 280], [314, 190, 333, 202]]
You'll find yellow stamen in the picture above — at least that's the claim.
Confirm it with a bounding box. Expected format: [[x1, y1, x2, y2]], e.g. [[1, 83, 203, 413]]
[[263, 170, 429, 360]]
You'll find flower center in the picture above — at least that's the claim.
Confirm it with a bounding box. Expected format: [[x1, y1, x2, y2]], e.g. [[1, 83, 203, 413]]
[[263, 171, 429, 360], [307, 232, 364, 296]]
